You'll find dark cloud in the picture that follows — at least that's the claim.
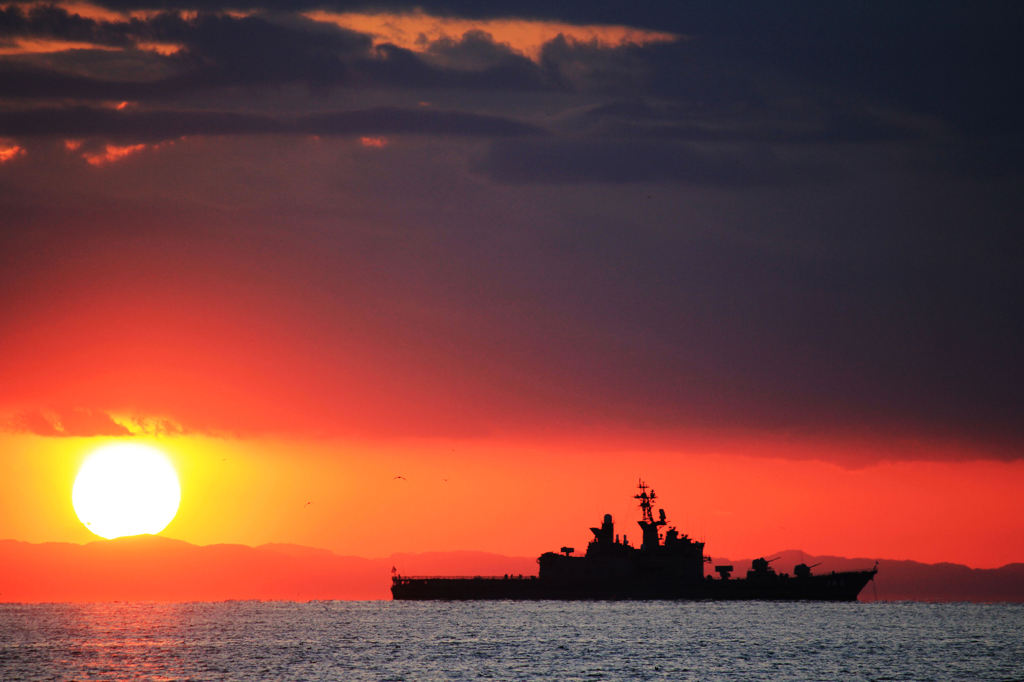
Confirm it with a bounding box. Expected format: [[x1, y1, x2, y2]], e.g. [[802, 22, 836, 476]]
[[0, 8, 371, 92], [354, 41, 551, 91], [424, 29, 528, 70], [1, 0, 1022, 461], [0, 3, 133, 46], [0, 104, 543, 140], [0, 9, 559, 98], [5, 0, 684, 25], [155, 11, 370, 87], [539, 34, 662, 96], [5, 1, 1017, 147]]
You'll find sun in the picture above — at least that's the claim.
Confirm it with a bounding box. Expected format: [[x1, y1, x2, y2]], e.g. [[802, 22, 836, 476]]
[[72, 442, 181, 539]]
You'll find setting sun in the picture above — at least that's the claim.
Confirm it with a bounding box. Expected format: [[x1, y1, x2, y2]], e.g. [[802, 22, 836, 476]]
[[72, 443, 181, 539]]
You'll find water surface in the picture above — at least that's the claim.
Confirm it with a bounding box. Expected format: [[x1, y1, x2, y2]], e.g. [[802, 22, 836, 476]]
[[2, 601, 1021, 680]]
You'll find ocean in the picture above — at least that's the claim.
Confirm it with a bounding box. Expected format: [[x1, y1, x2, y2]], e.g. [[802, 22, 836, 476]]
[[1, 601, 1022, 680]]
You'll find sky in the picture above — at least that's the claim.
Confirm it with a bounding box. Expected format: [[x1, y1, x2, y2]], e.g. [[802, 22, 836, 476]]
[[1, 1, 1022, 570]]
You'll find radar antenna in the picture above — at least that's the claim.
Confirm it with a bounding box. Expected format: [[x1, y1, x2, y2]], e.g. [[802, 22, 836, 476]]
[[635, 479, 658, 525]]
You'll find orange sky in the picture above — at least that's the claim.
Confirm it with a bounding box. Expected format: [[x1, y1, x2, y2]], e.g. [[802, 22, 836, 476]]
[[2, 432, 1021, 568], [1, 1, 1023, 585]]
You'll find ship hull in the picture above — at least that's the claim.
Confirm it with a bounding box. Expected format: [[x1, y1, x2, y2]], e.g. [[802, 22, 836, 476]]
[[391, 569, 877, 601]]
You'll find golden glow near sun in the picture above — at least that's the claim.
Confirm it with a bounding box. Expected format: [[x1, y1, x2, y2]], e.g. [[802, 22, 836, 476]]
[[72, 442, 181, 539]]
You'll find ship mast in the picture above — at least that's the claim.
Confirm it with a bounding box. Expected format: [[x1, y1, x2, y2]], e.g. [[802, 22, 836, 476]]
[[635, 479, 656, 524], [635, 479, 665, 551]]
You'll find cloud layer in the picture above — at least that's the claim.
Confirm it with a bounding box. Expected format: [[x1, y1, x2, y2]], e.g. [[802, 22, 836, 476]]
[[1, 1, 1022, 463]]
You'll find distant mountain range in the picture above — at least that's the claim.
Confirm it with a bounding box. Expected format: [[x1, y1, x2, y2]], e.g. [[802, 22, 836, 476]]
[[2, 538, 1021, 603]]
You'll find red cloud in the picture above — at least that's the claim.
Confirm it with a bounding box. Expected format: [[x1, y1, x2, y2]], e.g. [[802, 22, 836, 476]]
[[3, 408, 187, 438], [82, 143, 148, 166], [7, 408, 131, 438], [0, 142, 26, 163]]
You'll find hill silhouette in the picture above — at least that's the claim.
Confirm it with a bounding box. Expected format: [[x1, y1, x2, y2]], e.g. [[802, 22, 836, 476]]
[[1, 538, 1020, 602]]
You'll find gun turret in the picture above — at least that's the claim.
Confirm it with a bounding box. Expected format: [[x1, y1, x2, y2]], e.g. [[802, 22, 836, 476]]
[[794, 561, 822, 578], [749, 557, 778, 575]]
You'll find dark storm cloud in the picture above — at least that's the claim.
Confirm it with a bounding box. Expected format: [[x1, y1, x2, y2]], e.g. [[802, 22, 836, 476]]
[[151, 11, 370, 86], [6, 1, 1018, 143], [352, 42, 549, 91], [0, 7, 371, 90], [0, 7, 554, 98], [424, 29, 527, 70], [5, 0, 684, 25], [0, 104, 542, 140], [8, 1, 1010, 176], [0, 3, 134, 46], [416, 30, 546, 88]]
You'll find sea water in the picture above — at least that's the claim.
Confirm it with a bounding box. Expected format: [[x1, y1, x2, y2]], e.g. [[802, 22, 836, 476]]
[[1, 601, 1022, 680]]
